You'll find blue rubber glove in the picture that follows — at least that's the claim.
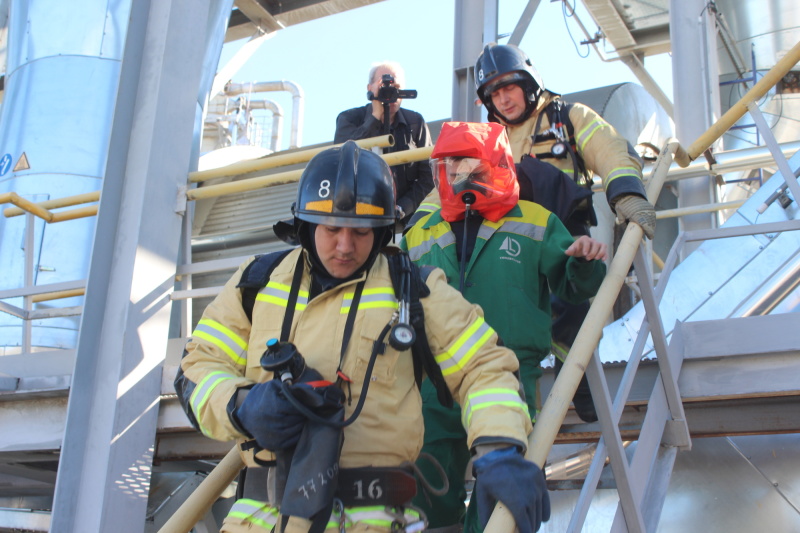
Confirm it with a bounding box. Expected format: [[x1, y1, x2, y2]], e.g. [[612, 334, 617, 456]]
[[234, 379, 306, 451], [472, 447, 551, 533]]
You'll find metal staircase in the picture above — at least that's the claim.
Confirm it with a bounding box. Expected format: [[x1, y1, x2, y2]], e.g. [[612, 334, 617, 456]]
[[0, 3, 799, 529]]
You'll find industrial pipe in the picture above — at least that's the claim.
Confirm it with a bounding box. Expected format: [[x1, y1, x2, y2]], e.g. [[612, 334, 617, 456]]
[[675, 39, 800, 167], [157, 446, 244, 533], [188, 134, 394, 183], [225, 81, 304, 148], [485, 139, 684, 532], [248, 99, 283, 152]]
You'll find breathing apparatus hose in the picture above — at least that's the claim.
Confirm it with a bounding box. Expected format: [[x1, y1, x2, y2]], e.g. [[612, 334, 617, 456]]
[[279, 321, 392, 428], [458, 192, 477, 292]]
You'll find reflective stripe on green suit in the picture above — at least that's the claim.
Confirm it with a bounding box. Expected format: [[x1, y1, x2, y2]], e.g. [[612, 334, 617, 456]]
[[401, 201, 606, 528]]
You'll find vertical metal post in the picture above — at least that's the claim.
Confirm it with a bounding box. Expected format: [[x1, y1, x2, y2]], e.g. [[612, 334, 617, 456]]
[[584, 350, 646, 533], [632, 244, 689, 441], [179, 204, 194, 338], [22, 212, 34, 353], [452, 0, 497, 122], [670, 0, 720, 255], [49, 1, 214, 531]]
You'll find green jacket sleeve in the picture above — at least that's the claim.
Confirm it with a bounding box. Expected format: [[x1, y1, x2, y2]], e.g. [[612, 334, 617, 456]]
[[539, 212, 606, 304]]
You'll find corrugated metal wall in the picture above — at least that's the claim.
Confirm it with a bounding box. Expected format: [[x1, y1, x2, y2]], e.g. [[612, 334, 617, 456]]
[[191, 179, 300, 327]]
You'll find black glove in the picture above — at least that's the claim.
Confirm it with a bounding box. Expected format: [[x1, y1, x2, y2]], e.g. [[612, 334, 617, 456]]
[[473, 447, 550, 533], [234, 379, 307, 451]]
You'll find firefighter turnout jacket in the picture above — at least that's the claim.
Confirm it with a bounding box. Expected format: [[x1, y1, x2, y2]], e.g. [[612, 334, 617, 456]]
[[505, 91, 647, 206], [175, 247, 531, 532]]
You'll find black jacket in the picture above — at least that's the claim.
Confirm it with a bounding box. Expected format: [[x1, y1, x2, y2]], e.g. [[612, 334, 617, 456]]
[[334, 104, 434, 225]]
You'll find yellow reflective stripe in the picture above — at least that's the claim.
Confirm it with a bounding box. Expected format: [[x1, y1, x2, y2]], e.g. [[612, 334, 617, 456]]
[[228, 498, 279, 529], [224, 503, 424, 529], [551, 341, 569, 362], [193, 319, 247, 366], [190, 371, 235, 436], [435, 316, 494, 376], [462, 387, 529, 427], [576, 118, 607, 151], [341, 287, 398, 313], [346, 506, 421, 527], [415, 201, 440, 213], [405, 230, 456, 262], [605, 166, 640, 186], [256, 281, 309, 311]]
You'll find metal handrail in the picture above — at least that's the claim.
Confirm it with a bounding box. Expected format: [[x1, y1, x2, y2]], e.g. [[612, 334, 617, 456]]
[[1, 191, 99, 221], [186, 144, 433, 201], [675, 39, 800, 167], [188, 134, 394, 183]]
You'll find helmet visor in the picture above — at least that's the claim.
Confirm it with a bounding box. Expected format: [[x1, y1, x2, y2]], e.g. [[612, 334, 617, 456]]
[[481, 71, 527, 99]]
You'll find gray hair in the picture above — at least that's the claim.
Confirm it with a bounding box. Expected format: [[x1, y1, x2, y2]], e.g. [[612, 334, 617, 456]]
[[368, 61, 406, 85]]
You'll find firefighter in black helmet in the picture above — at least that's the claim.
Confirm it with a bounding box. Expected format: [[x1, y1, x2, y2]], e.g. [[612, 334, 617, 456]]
[[176, 140, 547, 533], [474, 42, 656, 238], [475, 43, 545, 126], [474, 42, 660, 426]]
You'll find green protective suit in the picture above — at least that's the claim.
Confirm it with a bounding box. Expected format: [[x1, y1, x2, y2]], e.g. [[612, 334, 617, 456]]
[[401, 200, 606, 529]]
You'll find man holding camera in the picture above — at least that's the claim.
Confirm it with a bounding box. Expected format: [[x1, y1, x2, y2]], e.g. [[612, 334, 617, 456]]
[[334, 61, 434, 229]]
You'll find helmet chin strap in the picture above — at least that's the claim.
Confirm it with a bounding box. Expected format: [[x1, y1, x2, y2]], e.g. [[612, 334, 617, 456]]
[[458, 192, 477, 292]]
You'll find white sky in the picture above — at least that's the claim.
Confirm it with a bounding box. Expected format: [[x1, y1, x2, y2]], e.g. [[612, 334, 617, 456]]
[[218, 0, 674, 149]]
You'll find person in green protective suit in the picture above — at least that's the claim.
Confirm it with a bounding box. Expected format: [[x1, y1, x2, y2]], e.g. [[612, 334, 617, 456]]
[[401, 121, 607, 532]]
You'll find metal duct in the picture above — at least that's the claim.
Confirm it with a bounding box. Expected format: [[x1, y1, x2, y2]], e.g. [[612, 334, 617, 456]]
[[0, 0, 132, 351], [0, 0, 235, 353]]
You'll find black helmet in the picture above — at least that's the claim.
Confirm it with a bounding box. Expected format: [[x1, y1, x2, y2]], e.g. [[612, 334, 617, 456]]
[[474, 43, 544, 124], [294, 140, 396, 228]]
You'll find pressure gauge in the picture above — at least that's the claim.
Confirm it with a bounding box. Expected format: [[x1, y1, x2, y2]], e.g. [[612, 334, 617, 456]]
[[551, 141, 569, 158], [389, 323, 416, 350]]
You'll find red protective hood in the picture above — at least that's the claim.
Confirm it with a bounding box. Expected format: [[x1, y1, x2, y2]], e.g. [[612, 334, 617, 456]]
[[432, 122, 519, 222]]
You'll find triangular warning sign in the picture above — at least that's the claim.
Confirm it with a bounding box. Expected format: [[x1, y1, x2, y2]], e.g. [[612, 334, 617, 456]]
[[13, 153, 30, 171]]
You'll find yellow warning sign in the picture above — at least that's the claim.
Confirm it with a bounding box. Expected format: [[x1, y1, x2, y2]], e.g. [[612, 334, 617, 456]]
[[13, 152, 30, 171]]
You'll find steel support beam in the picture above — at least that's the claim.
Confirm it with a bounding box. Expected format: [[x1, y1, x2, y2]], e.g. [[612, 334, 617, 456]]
[[620, 53, 674, 118], [670, 0, 720, 254], [49, 1, 212, 531], [452, 0, 497, 122], [507, 0, 541, 47]]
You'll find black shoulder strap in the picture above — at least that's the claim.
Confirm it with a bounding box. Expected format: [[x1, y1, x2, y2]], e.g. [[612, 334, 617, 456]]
[[236, 248, 294, 323], [386, 251, 454, 408], [547, 98, 575, 139]]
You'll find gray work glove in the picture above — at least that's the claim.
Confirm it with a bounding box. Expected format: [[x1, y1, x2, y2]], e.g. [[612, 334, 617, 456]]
[[614, 194, 656, 240]]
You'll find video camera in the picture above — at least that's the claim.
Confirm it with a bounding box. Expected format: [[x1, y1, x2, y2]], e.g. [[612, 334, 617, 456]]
[[367, 73, 418, 104]]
